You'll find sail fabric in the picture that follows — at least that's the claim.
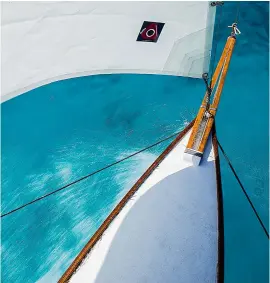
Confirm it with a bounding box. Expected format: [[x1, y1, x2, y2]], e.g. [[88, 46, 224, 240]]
[[1, 2, 216, 101]]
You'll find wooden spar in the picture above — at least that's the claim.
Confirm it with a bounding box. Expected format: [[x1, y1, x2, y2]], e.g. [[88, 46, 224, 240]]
[[185, 35, 236, 161]]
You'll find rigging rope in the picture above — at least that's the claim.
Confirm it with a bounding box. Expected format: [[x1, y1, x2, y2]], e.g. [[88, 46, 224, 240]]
[[234, 1, 241, 24], [210, 1, 241, 86], [2, 123, 268, 240], [1, 129, 183, 218], [217, 139, 269, 239]]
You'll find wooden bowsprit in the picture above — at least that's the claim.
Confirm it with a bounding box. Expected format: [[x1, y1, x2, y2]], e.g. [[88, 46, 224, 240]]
[[184, 29, 237, 166]]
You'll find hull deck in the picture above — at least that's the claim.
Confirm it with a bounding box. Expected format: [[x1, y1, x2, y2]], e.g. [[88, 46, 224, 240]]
[[60, 122, 223, 283]]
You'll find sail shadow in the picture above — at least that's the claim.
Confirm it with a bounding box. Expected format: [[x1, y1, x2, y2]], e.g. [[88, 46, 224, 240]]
[[94, 160, 218, 283]]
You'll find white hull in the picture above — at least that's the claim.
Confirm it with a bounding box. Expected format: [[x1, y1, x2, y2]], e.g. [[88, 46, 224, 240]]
[[60, 122, 223, 283]]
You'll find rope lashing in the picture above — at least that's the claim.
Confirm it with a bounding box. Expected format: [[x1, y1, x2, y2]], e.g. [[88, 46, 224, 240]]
[[202, 73, 212, 112]]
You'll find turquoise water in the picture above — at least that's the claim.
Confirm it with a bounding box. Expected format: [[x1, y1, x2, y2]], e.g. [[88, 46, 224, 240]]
[[1, 2, 269, 283]]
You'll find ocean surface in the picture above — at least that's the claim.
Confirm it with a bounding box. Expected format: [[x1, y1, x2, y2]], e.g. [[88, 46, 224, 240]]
[[1, 2, 269, 283]]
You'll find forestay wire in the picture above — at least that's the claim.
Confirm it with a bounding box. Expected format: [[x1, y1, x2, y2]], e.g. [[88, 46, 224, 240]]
[[209, 1, 241, 87], [234, 1, 241, 24], [209, 3, 224, 86]]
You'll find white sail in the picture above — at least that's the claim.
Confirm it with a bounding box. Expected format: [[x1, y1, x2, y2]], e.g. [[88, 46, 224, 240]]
[[61, 124, 223, 283], [1, 2, 216, 101]]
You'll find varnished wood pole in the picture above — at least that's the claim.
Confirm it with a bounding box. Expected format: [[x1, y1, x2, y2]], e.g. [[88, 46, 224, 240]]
[[186, 35, 236, 155], [197, 36, 236, 153]]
